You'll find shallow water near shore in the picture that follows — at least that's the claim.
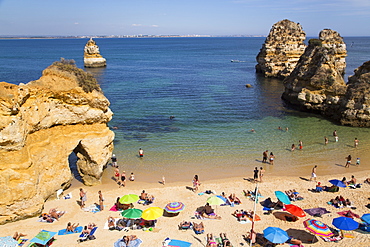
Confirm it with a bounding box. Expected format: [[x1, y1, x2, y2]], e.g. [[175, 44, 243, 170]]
[[1, 37, 370, 185]]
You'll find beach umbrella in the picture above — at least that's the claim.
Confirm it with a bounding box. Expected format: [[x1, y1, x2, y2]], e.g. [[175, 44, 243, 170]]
[[141, 207, 163, 220], [304, 207, 331, 217], [0, 236, 18, 247], [30, 230, 57, 246], [263, 227, 289, 244], [303, 219, 333, 237], [206, 196, 225, 205], [361, 213, 370, 224], [121, 208, 143, 219], [164, 202, 185, 213], [285, 204, 306, 217], [332, 216, 359, 230], [328, 179, 346, 188], [119, 194, 139, 204], [274, 191, 291, 205]]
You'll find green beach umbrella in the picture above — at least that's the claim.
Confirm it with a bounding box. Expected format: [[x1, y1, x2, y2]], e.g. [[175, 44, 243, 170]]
[[206, 196, 225, 205], [119, 194, 139, 204], [121, 208, 143, 219]]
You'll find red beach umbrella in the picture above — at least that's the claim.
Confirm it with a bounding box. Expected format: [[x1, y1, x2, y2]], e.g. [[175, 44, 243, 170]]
[[285, 204, 306, 217]]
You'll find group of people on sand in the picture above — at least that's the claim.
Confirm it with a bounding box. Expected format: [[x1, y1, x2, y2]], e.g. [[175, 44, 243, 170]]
[[329, 195, 352, 208], [232, 209, 257, 222], [206, 233, 231, 247], [40, 208, 65, 223], [114, 168, 135, 188], [253, 167, 265, 182], [198, 203, 222, 219]]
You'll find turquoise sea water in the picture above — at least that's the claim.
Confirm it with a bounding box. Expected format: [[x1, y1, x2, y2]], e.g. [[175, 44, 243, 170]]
[[1, 37, 370, 182]]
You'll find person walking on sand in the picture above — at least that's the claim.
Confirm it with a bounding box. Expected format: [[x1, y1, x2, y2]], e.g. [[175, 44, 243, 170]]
[[262, 150, 268, 163], [139, 148, 144, 158], [79, 188, 87, 209], [269, 152, 275, 165], [354, 138, 359, 148], [356, 157, 360, 166], [253, 167, 259, 182], [345, 155, 352, 168], [259, 167, 265, 182], [162, 175, 165, 185], [98, 190, 104, 211], [310, 165, 317, 182]]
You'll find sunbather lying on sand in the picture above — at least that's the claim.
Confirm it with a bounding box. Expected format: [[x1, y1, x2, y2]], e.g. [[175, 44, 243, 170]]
[[329, 196, 351, 207], [107, 216, 116, 230], [48, 208, 65, 220], [13, 232, 27, 241], [220, 233, 232, 246], [66, 222, 79, 232], [228, 193, 241, 204], [206, 233, 218, 247], [193, 222, 204, 234]]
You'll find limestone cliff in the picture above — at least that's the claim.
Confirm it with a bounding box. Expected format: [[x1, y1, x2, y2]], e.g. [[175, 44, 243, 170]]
[[340, 61, 370, 126], [282, 35, 347, 116], [256, 19, 306, 79], [0, 60, 114, 224], [84, 38, 106, 68]]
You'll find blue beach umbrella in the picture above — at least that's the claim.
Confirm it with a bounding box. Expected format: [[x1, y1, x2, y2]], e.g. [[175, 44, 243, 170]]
[[361, 213, 370, 224], [274, 191, 291, 205], [332, 217, 359, 230], [263, 227, 289, 244], [328, 179, 346, 188]]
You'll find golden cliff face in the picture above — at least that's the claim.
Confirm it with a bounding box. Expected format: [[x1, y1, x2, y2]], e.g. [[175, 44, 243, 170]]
[[256, 19, 307, 79], [0, 61, 114, 224]]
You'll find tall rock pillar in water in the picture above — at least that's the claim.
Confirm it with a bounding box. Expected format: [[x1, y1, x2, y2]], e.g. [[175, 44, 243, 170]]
[[256, 19, 306, 79], [84, 38, 107, 68]]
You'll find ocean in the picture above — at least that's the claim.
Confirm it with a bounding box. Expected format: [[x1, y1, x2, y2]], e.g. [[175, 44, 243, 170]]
[[1, 37, 370, 183]]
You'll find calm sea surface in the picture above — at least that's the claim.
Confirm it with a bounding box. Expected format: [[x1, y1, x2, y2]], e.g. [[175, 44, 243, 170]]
[[1, 37, 370, 183]]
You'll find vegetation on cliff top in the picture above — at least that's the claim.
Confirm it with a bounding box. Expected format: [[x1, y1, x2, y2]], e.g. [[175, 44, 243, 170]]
[[52, 58, 101, 93]]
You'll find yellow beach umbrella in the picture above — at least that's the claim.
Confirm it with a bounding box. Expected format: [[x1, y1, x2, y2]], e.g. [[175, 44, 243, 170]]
[[141, 207, 163, 220]]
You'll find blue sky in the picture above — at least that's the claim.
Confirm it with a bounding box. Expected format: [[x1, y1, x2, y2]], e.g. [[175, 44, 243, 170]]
[[0, 0, 369, 37]]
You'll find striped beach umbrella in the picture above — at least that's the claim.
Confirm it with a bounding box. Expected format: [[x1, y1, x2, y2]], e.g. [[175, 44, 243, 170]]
[[164, 202, 185, 213], [303, 219, 333, 237]]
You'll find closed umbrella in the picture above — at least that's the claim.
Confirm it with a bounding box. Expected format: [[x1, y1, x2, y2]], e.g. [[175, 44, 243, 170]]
[[285, 204, 306, 217], [141, 207, 163, 220], [275, 191, 291, 205], [303, 219, 333, 237], [119, 194, 139, 204], [121, 208, 143, 219], [263, 227, 289, 244], [332, 217, 359, 230], [164, 202, 185, 213], [328, 179, 346, 188]]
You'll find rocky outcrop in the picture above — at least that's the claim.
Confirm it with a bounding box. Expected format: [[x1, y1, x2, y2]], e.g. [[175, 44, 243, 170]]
[[0, 60, 114, 224], [84, 38, 106, 67], [340, 61, 370, 126], [282, 33, 347, 116], [256, 19, 306, 79]]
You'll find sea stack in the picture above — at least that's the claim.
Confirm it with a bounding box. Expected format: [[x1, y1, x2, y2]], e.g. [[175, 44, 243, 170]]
[[256, 19, 306, 79], [84, 38, 106, 67], [282, 29, 347, 118], [0, 59, 114, 224]]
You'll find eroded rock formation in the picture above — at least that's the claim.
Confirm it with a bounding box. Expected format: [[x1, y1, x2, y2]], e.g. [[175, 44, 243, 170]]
[[84, 38, 106, 67], [0, 60, 114, 224], [282, 33, 347, 117], [340, 61, 370, 126], [256, 19, 307, 79]]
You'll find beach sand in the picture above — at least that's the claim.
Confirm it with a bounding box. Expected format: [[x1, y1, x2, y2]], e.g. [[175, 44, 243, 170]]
[[1, 168, 370, 247]]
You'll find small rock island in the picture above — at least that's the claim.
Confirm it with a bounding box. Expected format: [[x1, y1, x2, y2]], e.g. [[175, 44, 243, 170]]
[[84, 38, 106, 68]]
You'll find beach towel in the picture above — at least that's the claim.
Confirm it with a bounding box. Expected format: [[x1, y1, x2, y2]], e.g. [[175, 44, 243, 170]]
[[37, 218, 56, 223], [18, 238, 28, 246], [163, 239, 192, 247], [58, 226, 83, 235], [337, 210, 360, 219], [110, 205, 119, 211], [83, 204, 100, 213], [114, 238, 143, 247], [304, 207, 331, 217]]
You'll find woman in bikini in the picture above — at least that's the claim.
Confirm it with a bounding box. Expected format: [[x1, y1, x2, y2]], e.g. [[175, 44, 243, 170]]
[[206, 233, 218, 247]]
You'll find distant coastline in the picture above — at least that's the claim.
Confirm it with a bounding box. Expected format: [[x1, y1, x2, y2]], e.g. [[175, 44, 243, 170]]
[[0, 34, 266, 40]]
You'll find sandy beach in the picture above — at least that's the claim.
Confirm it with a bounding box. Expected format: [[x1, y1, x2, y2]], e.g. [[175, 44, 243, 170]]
[[1, 166, 370, 247]]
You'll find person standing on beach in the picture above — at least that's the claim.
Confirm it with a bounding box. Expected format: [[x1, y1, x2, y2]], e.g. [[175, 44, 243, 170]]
[[269, 152, 275, 165], [119, 171, 126, 187], [111, 154, 117, 167], [356, 158, 360, 166], [310, 165, 317, 181], [262, 150, 268, 163], [345, 155, 351, 168], [79, 188, 87, 209], [354, 138, 359, 148], [259, 167, 265, 182], [324, 136, 328, 145], [139, 148, 144, 158], [162, 175, 165, 185], [114, 167, 120, 182], [298, 140, 303, 150], [253, 167, 259, 182], [98, 190, 104, 211], [333, 130, 338, 142], [193, 175, 200, 192]]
